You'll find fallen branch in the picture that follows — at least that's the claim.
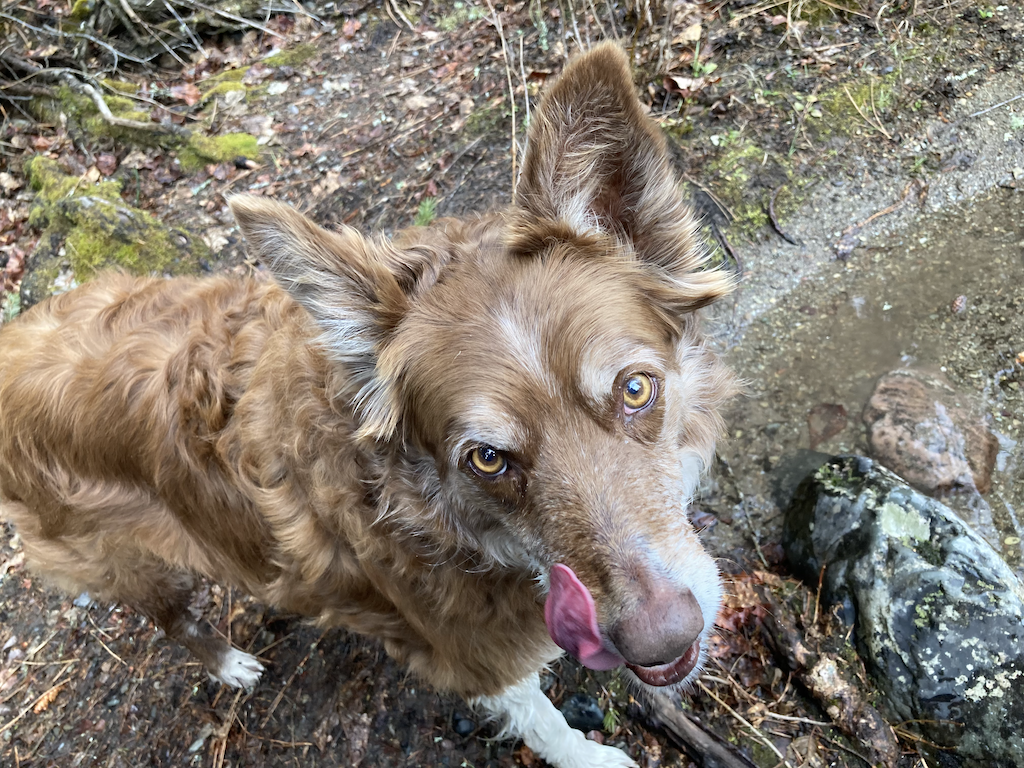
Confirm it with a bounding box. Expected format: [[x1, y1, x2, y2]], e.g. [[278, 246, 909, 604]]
[[0, 53, 191, 140], [758, 586, 900, 767], [642, 692, 759, 768]]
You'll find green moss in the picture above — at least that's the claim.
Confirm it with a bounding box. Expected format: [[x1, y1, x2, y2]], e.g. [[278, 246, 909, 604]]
[[200, 81, 248, 102], [178, 132, 259, 171], [463, 100, 506, 139], [69, 0, 94, 20], [26, 156, 122, 205], [203, 67, 250, 84], [816, 73, 900, 139], [263, 43, 317, 67], [51, 85, 159, 146], [102, 79, 138, 94], [437, 1, 487, 32], [20, 155, 205, 306], [705, 136, 771, 236]]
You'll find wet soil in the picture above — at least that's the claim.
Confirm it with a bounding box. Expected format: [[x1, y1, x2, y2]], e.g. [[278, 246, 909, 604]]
[[2, 2, 1024, 767]]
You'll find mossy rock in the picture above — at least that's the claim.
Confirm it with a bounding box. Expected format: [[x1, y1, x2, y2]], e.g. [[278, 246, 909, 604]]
[[29, 83, 260, 174], [179, 133, 259, 171], [20, 156, 206, 307], [263, 43, 317, 67]]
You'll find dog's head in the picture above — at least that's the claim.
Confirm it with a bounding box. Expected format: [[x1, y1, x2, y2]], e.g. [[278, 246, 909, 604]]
[[231, 43, 736, 689]]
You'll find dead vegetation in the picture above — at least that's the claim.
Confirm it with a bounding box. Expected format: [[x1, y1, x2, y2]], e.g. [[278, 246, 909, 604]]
[[2, 0, 1022, 766]]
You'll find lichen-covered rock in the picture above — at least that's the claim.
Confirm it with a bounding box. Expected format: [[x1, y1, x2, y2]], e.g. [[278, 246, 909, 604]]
[[783, 456, 1024, 767], [20, 156, 206, 307], [863, 368, 998, 495]]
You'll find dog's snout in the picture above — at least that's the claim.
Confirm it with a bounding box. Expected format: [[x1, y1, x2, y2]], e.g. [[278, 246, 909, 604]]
[[610, 581, 704, 667]]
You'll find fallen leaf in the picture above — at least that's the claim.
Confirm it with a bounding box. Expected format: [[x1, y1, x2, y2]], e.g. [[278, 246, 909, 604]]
[[664, 75, 707, 94], [676, 22, 702, 43], [120, 149, 156, 170], [0, 173, 23, 194], [96, 153, 118, 176], [170, 82, 202, 106], [405, 93, 437, 111], [342, 18, 361, 38], [0, 550, 25, 577]]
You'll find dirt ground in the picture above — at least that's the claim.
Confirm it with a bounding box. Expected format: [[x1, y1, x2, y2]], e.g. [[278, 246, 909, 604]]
[[2, 1, 1024, 767]]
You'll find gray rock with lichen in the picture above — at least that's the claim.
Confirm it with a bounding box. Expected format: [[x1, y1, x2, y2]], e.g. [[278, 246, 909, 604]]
[[783, 455, 1024, 767]]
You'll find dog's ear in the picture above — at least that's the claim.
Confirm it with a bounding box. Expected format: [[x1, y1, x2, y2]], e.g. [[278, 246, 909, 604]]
[[229, 195, 407, 439], [516, 42, 732, 310]]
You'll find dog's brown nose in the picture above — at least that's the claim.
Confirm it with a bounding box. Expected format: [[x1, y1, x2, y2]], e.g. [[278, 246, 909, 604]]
[[609, 581, 704, 667]]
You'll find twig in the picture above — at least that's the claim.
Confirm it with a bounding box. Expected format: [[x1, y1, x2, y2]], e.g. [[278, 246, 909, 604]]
[[698, 681, 793, 767], [485, 0, 517, 198], [123, 6, 188, 66], [177, 0, 286, 39], [89, 630, 126, 666], [0, 12, 155, 66], [72, 77, 191, 138], [768, 186, 800, 245], [966, 92, 1024, 119], [843, 84, 892, 140], [164, 0, 208, 57], [387, 0, 416, 32], [710, 222, 744, 279], [642, 691, 758, 768], [684, 174, 734, 221], [259, 629, 328, 728]]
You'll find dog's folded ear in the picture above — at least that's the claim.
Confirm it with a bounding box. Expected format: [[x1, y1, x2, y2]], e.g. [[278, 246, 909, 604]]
[[229, 195, 406, 439], [516, 42, 732, 311]]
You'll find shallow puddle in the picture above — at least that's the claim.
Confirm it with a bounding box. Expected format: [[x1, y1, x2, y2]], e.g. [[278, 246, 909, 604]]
[[713, 188, 1024, 574]]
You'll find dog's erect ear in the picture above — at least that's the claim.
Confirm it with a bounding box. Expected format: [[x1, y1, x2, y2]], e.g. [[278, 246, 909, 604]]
[[229, 195, 406, 439], [516, 43, 732, 309]]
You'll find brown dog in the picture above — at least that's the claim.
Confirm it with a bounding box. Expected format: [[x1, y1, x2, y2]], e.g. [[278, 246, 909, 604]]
[[0, 43, 735, 767]]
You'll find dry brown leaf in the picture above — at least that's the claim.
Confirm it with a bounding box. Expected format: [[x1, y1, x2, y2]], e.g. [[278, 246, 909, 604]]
[[170, 83, 202, 106], [676, 22, 702, 43]]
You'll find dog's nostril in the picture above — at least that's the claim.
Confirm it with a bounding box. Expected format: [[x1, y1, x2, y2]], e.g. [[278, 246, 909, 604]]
[[610, 585, 704, 668]]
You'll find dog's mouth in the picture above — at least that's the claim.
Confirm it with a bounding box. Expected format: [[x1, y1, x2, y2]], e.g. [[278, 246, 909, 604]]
[[544, 563, 702, 687], [625, 642, 700, 686]]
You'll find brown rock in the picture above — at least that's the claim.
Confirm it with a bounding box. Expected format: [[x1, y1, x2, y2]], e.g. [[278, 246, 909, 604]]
[[862, 368, 997, 495]]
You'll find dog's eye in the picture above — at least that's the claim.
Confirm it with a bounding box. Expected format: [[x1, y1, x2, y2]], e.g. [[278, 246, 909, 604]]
[[622, 373, 656, 413], [469, 446, 507, 477]]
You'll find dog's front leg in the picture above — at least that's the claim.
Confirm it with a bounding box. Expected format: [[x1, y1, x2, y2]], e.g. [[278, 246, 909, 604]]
[[474, 672, 638, 768]]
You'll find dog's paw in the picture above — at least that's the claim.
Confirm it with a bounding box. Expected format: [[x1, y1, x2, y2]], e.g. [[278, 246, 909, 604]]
[[569, 740, 637, 768], [211, 648, 264, 689]]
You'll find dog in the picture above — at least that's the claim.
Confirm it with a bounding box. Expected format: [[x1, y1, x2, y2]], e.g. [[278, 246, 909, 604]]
[[0, 43, 736, 768]]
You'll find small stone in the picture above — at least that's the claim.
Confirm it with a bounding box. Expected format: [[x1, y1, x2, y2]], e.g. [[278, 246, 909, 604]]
[[559, 693, 605, 732], [863, 367, 997, 495], [452, 713, 475, 736]]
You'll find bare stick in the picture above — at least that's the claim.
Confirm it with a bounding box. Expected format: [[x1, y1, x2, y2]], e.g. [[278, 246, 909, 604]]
[[485, 0, 517, 198], [643, 691, 759, 768], [967, 92, 1024, 119], [71, 77, 191, 138], [769, 185, 800, 245], [698, 681, 792, 767]]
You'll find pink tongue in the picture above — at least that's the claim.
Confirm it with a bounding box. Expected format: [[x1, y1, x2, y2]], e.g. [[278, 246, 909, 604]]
[[544, 563, 625, 670]]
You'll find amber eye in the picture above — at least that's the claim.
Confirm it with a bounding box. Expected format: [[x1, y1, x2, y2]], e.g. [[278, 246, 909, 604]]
[[622, 373, 656, 413], [469, 446, 507, 477]]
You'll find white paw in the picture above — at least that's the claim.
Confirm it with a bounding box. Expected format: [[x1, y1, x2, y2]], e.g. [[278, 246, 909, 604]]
[[211, 648, 264, 689], [566, 738, 638, 768]]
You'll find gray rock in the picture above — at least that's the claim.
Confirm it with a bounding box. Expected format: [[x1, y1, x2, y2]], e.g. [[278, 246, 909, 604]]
[[783, 456, 1024, 767], [559, 693, 605, 733]]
